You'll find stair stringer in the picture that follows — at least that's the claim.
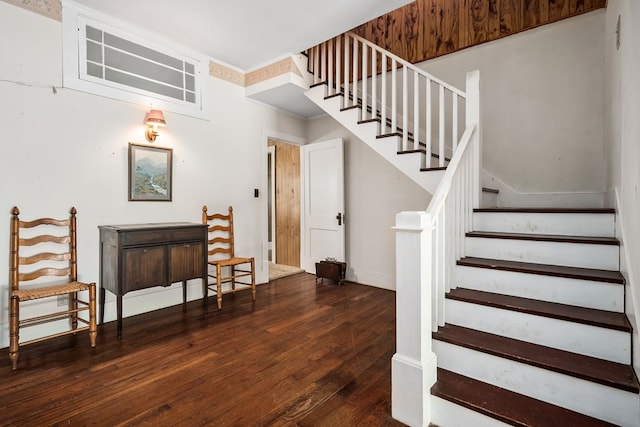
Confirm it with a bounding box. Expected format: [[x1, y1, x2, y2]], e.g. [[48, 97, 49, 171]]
[[305, 84, 445, 195]]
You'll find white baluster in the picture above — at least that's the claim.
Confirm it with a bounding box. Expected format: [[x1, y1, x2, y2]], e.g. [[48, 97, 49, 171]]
[[313, 45, 320, 85], [439, 85, 445, 167], [353, 40, 359, 110], [335, 36, 341, 98], [402, 66, 408, 151], [362, 44, 368, 120], [391, 59, 397, 134], [320, 42, 326, 83], [437, 206, 446, 320], [426, 79, 432, 168], [371, 50, 377, 122], [381, 54, 387, 133], [452, 92, 458, 152], [344, 36, 350, 109], [414, 70, 419, 152], [328, 38, 334, 95]]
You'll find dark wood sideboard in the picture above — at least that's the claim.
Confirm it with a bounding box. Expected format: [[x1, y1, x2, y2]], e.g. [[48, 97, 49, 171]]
[[98, 222, 208, 338]]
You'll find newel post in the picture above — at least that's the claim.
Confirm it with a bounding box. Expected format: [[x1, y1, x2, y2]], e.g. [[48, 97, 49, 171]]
[[465, 69, 481, 209], [392, 211, 436, 427]]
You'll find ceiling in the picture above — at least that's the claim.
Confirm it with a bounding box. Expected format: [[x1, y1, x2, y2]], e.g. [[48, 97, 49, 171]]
[[73, 0, 412, 118]]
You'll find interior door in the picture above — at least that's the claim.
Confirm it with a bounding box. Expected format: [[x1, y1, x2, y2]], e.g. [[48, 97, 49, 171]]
[[302, 138, 345, 272]]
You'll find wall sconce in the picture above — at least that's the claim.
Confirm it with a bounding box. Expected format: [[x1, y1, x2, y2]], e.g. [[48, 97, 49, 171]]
[[144, 109, 166, 142]]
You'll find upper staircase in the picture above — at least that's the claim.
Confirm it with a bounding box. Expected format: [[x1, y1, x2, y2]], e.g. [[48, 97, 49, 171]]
[[303, 33, 639, 427], [304, 32, 475, 195]]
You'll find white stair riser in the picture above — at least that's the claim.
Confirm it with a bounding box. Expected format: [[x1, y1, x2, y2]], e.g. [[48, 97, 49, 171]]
[[445, 299, 630, 364], [473, 212, 615, 237], [434, 341, 640, 427], [431, 396, 511, 427], [456, 266, 624, 312], [465, 237, 619, 270]]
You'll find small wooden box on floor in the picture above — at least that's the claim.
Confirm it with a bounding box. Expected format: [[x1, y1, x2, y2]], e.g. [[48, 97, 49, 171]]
[[315, 260, 346, 285]]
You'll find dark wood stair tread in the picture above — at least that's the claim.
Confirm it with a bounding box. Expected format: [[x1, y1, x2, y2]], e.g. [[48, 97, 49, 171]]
[[466, 230, 620, 245], [446, 288, 632, 332], [432, 368, 619, 426], [434, 325, 639, 393], [474, 207, 615, 214], [457, 257, 624, 284]]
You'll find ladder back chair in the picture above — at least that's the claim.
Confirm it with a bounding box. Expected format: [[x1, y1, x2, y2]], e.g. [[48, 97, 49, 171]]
[[9, 206, 97, 370], [202, 206, 256, 310]]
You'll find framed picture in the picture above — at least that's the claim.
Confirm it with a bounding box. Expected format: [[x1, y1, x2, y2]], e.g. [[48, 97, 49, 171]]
[[128, 143, 173, 201]]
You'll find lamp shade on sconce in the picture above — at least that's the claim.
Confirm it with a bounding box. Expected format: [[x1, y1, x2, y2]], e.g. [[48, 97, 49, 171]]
[[144, 109, 166, 142]]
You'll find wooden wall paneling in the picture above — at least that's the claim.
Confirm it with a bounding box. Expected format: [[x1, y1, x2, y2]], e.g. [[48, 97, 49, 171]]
[[523, 0, 541, 29], [425, 0, 439, 59], [539, 0, 550, 22], [489, 0, 501, 39], [458, 0, 470, 50], [469, 0, 490, 43], [436, 0, 459, 56], [500, 0, 523, 35], [368, 15, 386, 73], [384, 13, 398, 53], [270, 140, 301, 267], [570, 0, 586, 13], [345, 0, 607, 65], [404, 1, 424, 63], [549, 0, 570, 21]]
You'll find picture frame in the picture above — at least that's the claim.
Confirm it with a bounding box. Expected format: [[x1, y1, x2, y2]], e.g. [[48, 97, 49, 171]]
[[128, 142, 173, 201]]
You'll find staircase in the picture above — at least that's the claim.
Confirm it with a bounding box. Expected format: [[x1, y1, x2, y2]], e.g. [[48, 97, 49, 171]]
[[303, 33, 639, 426], [304, 32, 474, 195], [431, 208, 640, 426]]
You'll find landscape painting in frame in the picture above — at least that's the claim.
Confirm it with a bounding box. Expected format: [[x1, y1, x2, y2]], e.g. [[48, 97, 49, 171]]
[[128, 143, 173, 201]]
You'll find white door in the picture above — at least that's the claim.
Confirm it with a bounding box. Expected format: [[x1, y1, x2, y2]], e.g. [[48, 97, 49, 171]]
[[302, 138, 345, 272]]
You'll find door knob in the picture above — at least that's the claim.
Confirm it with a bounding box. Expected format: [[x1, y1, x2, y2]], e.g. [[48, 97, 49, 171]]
[[336, 213, 342, 226]]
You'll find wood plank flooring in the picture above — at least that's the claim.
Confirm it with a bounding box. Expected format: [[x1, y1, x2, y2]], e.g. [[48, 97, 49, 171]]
[[0, 274, 404, 427]]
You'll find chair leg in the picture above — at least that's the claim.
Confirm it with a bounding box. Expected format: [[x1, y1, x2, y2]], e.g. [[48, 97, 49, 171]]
[[9, 296, 19, 370], [203, 276, 209, 312], [250, 259, 256, 301], [231, 266, 236, 292], [88, 284, 97, 348], [69, 291, 78, 330], [216, 265, 223, 309]]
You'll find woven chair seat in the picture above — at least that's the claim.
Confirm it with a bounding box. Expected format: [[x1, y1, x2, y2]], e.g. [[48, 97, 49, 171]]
[[209, 257, 253, 267], [12, 281, 93, 301]]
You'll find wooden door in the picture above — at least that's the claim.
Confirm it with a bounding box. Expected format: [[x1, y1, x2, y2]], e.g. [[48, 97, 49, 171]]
[[268, 139, 301, 267]]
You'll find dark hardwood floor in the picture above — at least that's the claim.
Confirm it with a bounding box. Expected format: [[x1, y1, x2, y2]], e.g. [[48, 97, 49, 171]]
[[0, 273, 405, 427]]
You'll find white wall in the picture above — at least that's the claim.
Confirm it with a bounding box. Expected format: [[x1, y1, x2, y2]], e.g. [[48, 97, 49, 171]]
[[306, 115, 431, 290], [417, 10, 606, 198], [604, 0, 640, 372], [0, 2, 306, 346]]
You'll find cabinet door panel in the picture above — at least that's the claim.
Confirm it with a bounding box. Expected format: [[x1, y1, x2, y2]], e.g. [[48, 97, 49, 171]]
[[123, 246, 167, 293], [169, 243, 204, 282]]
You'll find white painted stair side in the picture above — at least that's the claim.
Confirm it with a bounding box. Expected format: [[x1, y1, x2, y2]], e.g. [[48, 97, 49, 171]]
[[444, 298, 630, 364], [473, 211, 615, 237], [456, 265, 624, 312], [465, 236, 619, 270], [434, 340, 640, 427], [305, 85, 444, 194]]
